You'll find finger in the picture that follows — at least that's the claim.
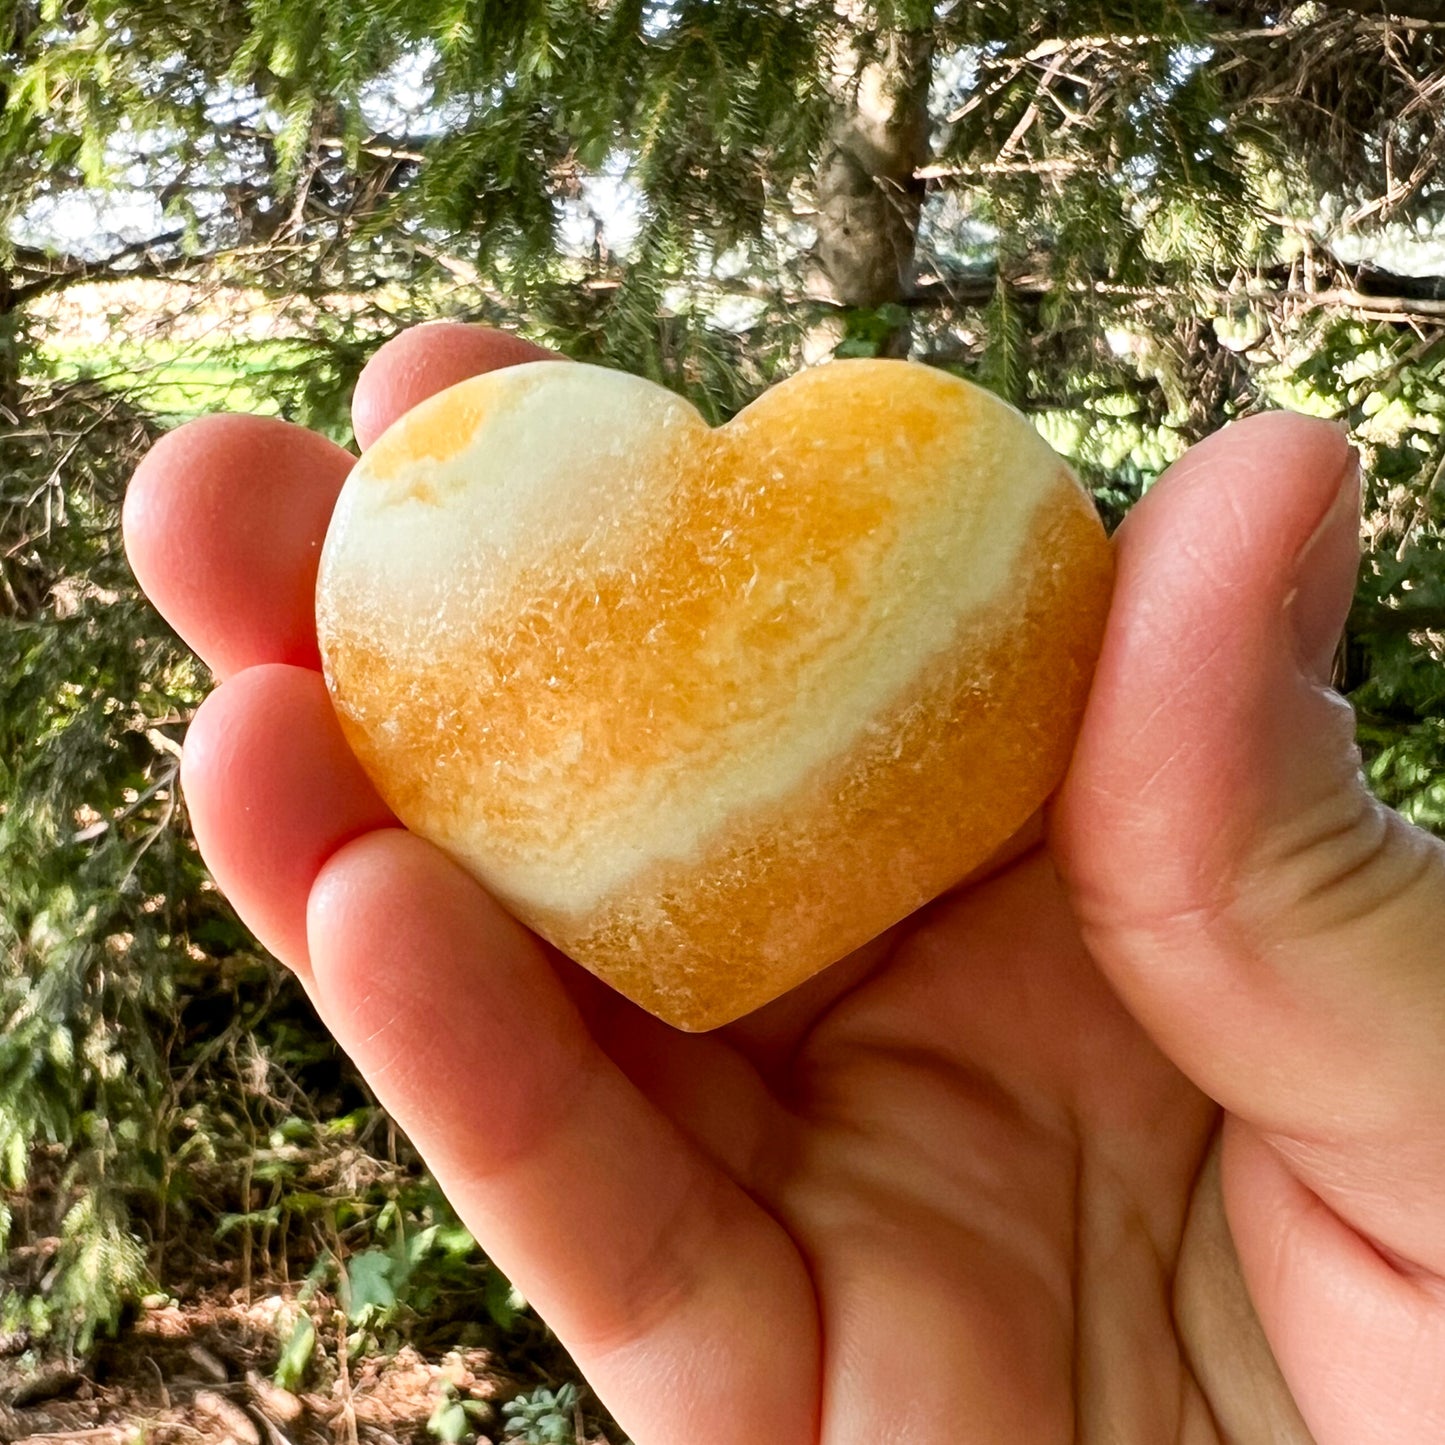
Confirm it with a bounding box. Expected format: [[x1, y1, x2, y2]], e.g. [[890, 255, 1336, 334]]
[[182, 660, 782, 1194], [306, 831, 819, 1445], [181, 664, 396, 968], [123, 416, 353, 677], [1052, 411, 1445, 1274], [1223, 1119, 1445, 1445], [125, 327, 559, 679], [351, 322, 559, 449]]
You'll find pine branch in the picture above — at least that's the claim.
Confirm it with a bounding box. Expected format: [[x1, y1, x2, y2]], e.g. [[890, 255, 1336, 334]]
[[8, 233, 189, 308], [918, 158, 1082, 179], [1312, 0, 1445, 22], [221, 122, 432, 164]]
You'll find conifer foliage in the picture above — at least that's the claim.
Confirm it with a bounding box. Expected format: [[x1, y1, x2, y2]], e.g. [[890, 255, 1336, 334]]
[[2, 0, 1443, 1353]]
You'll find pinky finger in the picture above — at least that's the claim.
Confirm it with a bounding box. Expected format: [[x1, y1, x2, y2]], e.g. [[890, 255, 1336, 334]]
[[306, 831, 820, 1445]]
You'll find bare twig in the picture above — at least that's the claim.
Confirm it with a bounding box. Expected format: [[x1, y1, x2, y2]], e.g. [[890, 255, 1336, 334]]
[[332, 1310, 361, 1445], [1397, 445, 1445, 558]]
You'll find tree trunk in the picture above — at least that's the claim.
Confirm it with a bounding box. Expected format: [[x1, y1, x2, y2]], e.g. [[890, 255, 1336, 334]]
[[807, 17, 934, 360]]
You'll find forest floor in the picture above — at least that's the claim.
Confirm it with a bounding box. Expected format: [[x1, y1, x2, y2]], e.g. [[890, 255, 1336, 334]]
[[0, 1292, 614, 1445]]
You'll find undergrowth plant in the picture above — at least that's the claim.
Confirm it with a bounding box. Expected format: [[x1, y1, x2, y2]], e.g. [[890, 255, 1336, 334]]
[[502, 1383, 580, 1445]]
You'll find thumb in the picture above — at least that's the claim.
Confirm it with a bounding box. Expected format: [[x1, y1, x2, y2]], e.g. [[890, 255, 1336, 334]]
[[1052, 411, 1445, 1277]]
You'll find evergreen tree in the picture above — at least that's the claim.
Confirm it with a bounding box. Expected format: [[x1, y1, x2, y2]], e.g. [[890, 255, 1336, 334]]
[[2, 0, 1443, 1355]]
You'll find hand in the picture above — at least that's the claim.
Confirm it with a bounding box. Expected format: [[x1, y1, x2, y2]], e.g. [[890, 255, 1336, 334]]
[[124, 325, 1445, 1445]]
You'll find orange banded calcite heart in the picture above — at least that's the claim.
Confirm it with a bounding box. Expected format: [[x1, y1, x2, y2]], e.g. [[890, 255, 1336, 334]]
[[316, 359, 1112, 1030]]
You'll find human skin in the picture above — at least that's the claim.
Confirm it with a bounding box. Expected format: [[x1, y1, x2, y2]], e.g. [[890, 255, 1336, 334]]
[[124, 323, 1445, 1444]]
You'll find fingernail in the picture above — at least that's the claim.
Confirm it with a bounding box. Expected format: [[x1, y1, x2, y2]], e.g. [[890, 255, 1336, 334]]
[[1289, 451, 1362, 685]]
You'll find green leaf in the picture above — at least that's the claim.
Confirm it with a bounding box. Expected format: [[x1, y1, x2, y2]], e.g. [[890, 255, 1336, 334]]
[[483, 1267, 526, 1330], [279, 1190, 334, 1218], [214, 1207, 281, 1238], [428, 1390, 475, 1443], [274, 1312, 315, 1393], [342, 1249, 396, 1322], [3, 1132, 28, 1191]]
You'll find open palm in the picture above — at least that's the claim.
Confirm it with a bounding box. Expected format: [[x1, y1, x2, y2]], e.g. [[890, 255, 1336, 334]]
[[125, 325, 1445, 1445]]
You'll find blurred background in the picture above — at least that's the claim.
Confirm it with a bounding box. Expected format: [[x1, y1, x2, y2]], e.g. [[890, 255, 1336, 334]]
[[2, 1, 1444, 1440]]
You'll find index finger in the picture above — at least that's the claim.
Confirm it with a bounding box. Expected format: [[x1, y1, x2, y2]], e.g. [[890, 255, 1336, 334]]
[[123, 324, 557, 677]]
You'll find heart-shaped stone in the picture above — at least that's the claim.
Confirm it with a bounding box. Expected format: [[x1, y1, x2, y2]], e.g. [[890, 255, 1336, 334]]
[[317, 359, 1112, 1030]]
